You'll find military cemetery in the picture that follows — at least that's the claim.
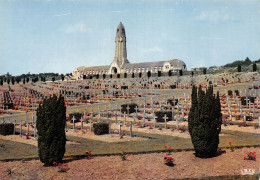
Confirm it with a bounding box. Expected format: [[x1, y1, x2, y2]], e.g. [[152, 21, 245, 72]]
[[0, 1, 260, 179]]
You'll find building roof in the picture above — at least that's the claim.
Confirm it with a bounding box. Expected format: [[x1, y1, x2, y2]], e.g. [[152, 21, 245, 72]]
[[122, 59, 185, 69]]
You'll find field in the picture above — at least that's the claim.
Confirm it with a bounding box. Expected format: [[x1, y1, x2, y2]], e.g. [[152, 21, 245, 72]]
[[0, 73, 260, 179]]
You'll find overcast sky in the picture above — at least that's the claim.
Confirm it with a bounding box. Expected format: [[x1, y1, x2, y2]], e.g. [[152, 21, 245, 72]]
[[0, 0, 259, 75]]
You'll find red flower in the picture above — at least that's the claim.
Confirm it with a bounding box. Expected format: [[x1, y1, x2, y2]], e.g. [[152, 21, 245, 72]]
[[166, 146, 171, 150], [229, 142, 231, 145]]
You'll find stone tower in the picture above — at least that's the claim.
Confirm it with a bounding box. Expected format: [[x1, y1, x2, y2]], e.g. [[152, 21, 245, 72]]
[[112, 22, 129, 67]]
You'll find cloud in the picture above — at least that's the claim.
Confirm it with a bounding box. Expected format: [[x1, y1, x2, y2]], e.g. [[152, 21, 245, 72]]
[[54, 12, 71, 17], [64, 21, 92, 34], [142, 46, 163, 53], [196, 9, 234, 23]]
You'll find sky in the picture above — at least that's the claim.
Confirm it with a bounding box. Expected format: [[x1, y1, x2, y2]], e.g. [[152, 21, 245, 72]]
[[0, 0, 259, 76]]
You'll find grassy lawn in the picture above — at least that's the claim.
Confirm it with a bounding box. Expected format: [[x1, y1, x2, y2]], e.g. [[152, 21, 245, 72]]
[[0, 128, 259, 160]]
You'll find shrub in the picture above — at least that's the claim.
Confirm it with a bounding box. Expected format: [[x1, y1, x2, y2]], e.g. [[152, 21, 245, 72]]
[[69, 113, 83, 123], [121, 103, 138, 114], [93, 123, 109, 135], [0, 123, 14, 136], [36, 95, 66, 166], [234, 90, 239, 96], [155, 111, 172, 122], [241, 96, 255, 106], [169, 85, 177, 89], [167, 99, 178, 106], [188, 85, 222, 158], [228, 90, 232, 96]]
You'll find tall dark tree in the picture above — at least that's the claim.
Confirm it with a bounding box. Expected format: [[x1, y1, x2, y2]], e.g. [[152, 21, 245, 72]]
[[188, 85, 222, 158], [147, 71, 151, 78], [36, 95, 66, 166], [203, 69, 207, 75], [179, 70, 183, 76], [11, 77, 15, 85], [52, 77, 55, 82], [168, 70, 172, 77], [61, 74, 65, 81], [253, 63, 257, 72], [158, 71, 161, 77], [23, 78, 25, 84], [26, 77, 29, 83], [0, 79, 3, 86], [238, 64, 241, 72], [7, 79, 10, 84]]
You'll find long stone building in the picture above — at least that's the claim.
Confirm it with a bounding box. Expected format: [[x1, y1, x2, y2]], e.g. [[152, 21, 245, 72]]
[[72, 22, 186, 79]]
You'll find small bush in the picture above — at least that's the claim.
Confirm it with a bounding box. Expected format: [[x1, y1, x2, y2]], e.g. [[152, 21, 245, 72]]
[[241, 97, 255, 106], [234, 90, 239, 96], [69, 113, 83, 123], [169, 85, 177, 89], [93, 123, 109, 135], [167, 99, 178, 106], [228, 90, 232, 96], [121, 103, 138, 114], [0, 123, 14, 136], [155, 111, 172, 122]]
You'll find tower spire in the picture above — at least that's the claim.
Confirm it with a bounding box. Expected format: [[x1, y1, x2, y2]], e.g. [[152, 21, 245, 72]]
[[112, 22, 129, 67]]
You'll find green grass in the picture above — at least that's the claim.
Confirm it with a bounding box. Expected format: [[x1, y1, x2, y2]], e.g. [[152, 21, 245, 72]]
[[0, 128, 259, 160]]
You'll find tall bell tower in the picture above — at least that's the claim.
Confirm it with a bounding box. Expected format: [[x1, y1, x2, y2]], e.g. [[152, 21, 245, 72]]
[[112, 22, 129, 67]]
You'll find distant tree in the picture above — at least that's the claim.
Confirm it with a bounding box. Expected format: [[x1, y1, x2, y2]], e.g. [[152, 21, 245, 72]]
[[253, 63, 257, 71], [0, 79, 3, 86], [244, 57, 251, 65], [191, 71, 194, 77], [188, 86, 222, 158], [43, 77, 46, 82], [147, 71, 151, 78], [158, 71, 161, 77], [203, 69, 207, 75], [26, 77, 29, 83], [7, 79, 10, 84], [238, 64, 241, 72], [15, 78, 20, 84], [4, 78, 6, 82], [52, 77, 55, 82], [168, 70, 172, 77], [23, 78, 25, 84], [179, 70, 183, 76], [61, 74, 65, 81], [11, 77, 15, 85], [36, 95, 66, 166]]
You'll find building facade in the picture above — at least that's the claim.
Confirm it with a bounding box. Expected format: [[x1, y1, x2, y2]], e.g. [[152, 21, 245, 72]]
[[73, 22, 186, 79]]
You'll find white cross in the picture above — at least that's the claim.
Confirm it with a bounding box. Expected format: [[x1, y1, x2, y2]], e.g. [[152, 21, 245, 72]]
[[163, 114, 168, 129]]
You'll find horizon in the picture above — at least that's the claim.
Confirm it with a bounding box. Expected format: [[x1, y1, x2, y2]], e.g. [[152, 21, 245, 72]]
[[1, 0, 259, 76]]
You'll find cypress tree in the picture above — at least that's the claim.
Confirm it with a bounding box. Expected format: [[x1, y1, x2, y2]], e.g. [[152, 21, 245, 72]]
[[36, 95, 66, 166], [188, 85, 222, 158], [238, 65, 241, 72], [253, 63, 257, 71]]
